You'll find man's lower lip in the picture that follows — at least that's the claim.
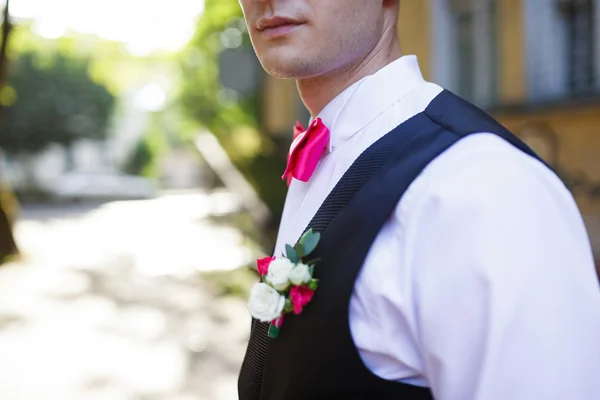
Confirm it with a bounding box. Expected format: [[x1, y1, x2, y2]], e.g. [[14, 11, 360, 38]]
[[260, 24, 300, 39]]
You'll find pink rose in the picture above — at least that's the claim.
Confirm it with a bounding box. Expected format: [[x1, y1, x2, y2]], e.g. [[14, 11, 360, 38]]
[[257, 256, 276, 277], [271, 313, 284, 328], [289, 285, 315, 315]]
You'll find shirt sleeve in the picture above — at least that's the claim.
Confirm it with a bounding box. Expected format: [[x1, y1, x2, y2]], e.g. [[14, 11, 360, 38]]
[[407, 144, 600, 400]]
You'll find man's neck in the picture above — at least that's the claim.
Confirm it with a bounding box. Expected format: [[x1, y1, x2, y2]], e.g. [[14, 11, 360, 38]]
[[297, 28, 402, 118]]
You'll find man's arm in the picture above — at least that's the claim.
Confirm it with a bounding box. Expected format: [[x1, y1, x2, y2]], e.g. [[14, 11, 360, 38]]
[[409, 146, 600, 400]]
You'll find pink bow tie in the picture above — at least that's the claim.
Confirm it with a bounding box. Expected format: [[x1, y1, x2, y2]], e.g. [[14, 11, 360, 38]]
[[282, 118, 330, 185]]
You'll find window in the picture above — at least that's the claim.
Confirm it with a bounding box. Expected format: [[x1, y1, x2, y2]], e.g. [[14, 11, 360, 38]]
[[524, 0, 599, 101], [453, 0, 477, 100], [431, 0, 499, 108], [556, 0, 596, 94]]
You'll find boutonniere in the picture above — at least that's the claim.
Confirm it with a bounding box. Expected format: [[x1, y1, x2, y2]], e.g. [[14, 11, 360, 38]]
[[247, 229, 321, 338]]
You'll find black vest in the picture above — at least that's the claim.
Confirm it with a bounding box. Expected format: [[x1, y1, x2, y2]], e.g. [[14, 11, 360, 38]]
[[238, 90, 547, 400]]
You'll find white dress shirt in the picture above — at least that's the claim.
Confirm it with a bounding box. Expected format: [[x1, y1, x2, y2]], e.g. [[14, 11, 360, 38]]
[[274, 56, 600, 399]]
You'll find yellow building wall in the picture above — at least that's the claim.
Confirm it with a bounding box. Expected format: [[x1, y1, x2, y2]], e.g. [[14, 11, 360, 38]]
[[262, 75, 297, 135], [395, 1, 599, 259], [398, 0, 431, 80], [495, 107, 600, 215], [397, 0, 528, 102], [493, 0, 600, 254], [497, 0, 526, 103]]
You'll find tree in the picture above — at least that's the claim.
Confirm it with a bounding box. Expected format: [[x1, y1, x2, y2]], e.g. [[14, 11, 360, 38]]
[[123, 114, 168, 178], [0, 51, 115, 155], [0, 0, 19, 263], [180, 0, 289, 239], [0, 0, 12, 113]]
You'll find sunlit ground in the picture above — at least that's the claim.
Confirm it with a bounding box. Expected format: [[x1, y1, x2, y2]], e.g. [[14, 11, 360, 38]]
[[0, 190, 257, 400]]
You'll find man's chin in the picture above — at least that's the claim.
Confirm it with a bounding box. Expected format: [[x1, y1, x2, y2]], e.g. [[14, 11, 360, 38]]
[[260, 54, 319, 80], [264, 67, 303, 80]]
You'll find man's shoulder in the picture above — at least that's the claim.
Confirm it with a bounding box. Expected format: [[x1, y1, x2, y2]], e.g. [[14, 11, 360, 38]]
[[401, 132, 570, 215], [431, 132, 539, 173]]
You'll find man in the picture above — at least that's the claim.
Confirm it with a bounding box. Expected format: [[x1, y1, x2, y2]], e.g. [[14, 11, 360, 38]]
[[237, 1, 600, 399]]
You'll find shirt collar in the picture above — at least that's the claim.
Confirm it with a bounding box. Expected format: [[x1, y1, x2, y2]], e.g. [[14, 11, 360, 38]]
[[316, 55, 425, 152]]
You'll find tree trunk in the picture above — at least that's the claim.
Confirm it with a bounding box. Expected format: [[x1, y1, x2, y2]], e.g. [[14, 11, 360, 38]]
[[0, 0, 12, 104], [0, 0, 20, 263], [0, 182, 18, 262]]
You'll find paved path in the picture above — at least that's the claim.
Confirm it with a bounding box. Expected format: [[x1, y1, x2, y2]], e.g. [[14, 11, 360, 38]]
[[0, 191, 255, 400]]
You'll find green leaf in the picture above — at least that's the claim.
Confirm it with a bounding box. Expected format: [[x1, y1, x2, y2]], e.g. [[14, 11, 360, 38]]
[[304, 257, 321, 266], [268, 323, 280, 339], [295, 243, 305, 258], [308, 265, 315, 277], [285, 244, 299, 263], [283, 298, 293, 313], [299, 228, 313, 245], [302, 232, 320, 256], [307, 279, 319, 291]]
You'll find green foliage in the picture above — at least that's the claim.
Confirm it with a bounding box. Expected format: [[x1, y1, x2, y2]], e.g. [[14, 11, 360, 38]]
[[285, 244, 299, 263], [300, 232, 320, 257], [9, 23, 175, 96], [180, 0, 289, 226], [180, 0, 256, 133], [268, 323, 280, 339], [202, 265, 259, 299], [122, 116, 168, 177], [123, 135, 153, 177], [0, 51, 115, 154]]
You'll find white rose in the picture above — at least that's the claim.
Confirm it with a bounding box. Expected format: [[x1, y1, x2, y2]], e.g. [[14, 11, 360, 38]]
[[247, 283, 285, 322], [288, 263, 312, 286], [266, 258, 295, 291]]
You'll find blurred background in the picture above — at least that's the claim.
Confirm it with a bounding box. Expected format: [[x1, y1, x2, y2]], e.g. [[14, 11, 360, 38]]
[[0, 0, 598, 399]]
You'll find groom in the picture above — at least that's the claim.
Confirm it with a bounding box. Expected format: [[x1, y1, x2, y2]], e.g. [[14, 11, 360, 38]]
[[237, 1, 600, 399]]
